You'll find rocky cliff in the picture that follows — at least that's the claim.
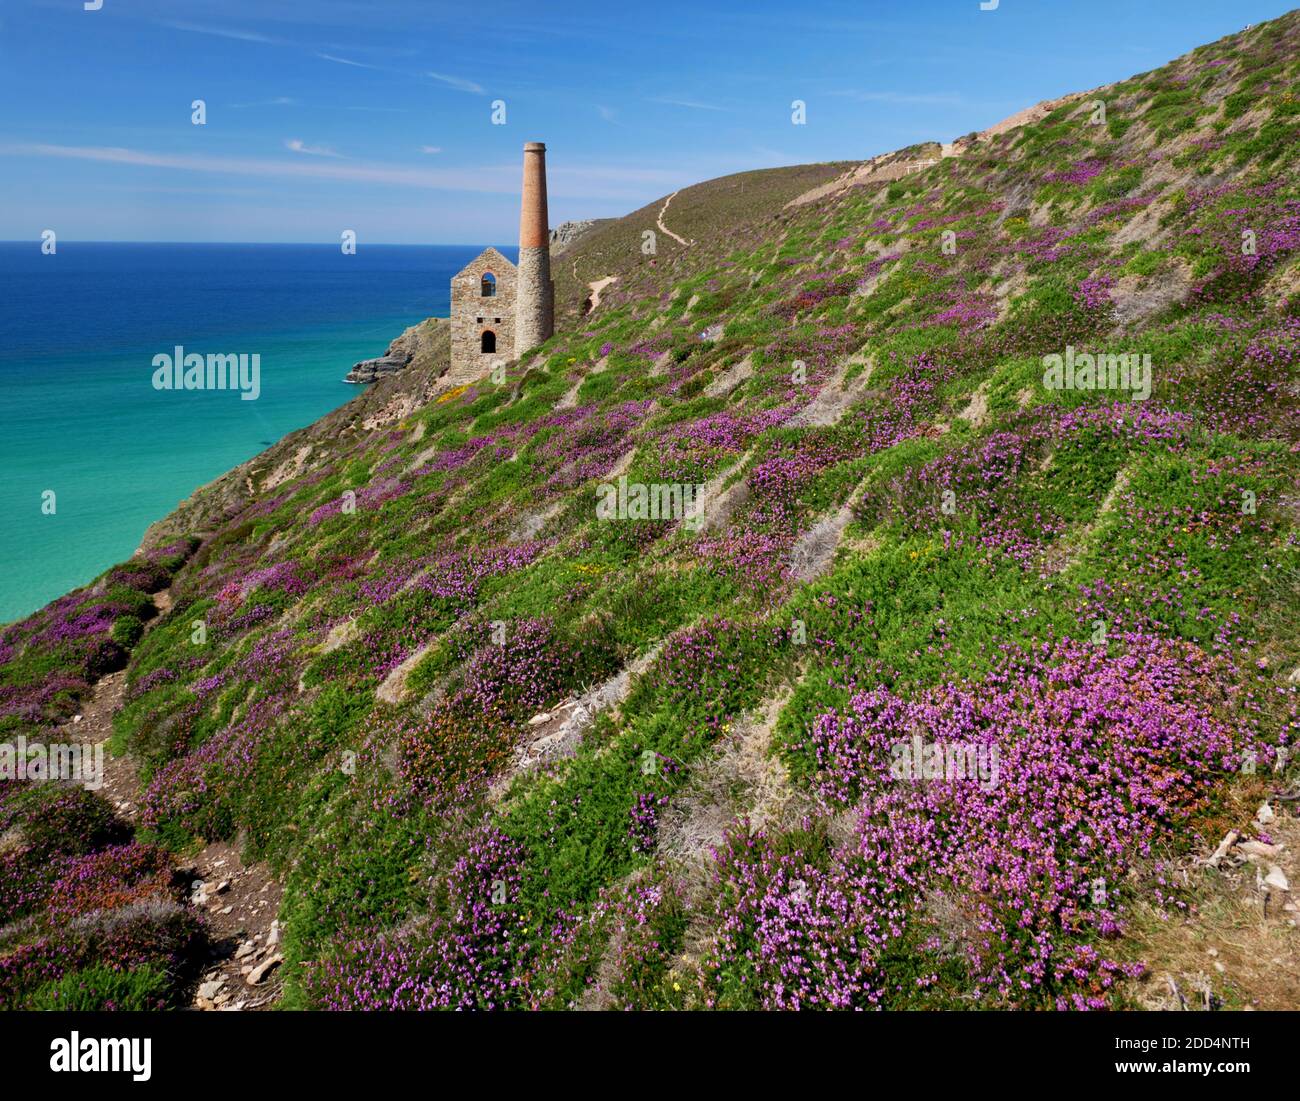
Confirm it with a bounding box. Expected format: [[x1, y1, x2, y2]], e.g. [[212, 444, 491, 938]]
[[344, 317, 445, 383], [549, 218, 611, 253]]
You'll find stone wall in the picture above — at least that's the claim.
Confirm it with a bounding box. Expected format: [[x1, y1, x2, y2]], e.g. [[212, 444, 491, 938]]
[[450, 247, 516, 379]]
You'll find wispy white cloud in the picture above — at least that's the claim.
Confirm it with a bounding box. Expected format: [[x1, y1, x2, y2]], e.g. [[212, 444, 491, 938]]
[[1, 142, 685, 201], [426, 71, 486, 95], [230, 96, 297, 109], [419, 145, 443, 154], [316, 52, 383, 70], [649, 96, 728, 112], [597, 104, 617, 123], [95, 183, 275, 197], [163, 21, 278, 44], [285, 139, 345, 158]]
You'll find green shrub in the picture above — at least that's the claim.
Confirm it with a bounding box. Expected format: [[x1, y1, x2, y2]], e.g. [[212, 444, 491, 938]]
[[20, 964, 172, 1011], [111, 615, 145, 649]]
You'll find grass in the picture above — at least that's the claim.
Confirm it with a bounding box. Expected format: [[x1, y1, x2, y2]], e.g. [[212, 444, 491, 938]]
[[3, 7, 1298, 1013]]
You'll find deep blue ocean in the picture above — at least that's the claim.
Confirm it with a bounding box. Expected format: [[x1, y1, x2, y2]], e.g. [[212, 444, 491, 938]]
[[0, 242, 517, 623]]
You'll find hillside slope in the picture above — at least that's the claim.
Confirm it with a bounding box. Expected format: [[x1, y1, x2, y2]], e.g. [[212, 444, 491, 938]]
[[2, 13, 1298, 1011]]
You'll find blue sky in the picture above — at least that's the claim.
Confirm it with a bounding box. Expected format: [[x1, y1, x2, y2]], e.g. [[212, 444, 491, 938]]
[[0, 0, 1292, 243]]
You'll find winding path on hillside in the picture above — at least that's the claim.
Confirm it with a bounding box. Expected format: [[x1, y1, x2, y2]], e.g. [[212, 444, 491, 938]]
[[586, 275, 618, 311], [656, 190, 692, 247], [60, 589, 285, 1012]]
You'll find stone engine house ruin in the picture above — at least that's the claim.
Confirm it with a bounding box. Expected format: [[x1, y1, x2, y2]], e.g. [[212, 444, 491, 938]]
[[450, 142, 554, 376], [450, 247, 516, 368]]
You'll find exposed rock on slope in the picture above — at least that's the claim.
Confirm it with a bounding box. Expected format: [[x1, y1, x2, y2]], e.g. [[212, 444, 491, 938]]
[[345, 318, 445, 383], [550, 219, 612, 253], [6, 11, 1299, 1015]]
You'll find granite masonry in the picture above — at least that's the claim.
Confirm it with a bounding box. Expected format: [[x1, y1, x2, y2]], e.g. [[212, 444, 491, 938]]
[[450, 248, 517, 375], [449, 141, 554, 377]]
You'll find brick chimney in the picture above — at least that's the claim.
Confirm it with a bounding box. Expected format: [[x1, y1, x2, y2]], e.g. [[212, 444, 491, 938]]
[[514, 141, 553, 358]]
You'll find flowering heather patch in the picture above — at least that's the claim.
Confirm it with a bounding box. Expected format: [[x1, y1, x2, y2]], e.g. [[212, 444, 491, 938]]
[[538, 400, 653, 491], [891, 430, 1054, 567], [1155, 333, 1297, 440], [303, 824, 587, 1010], [1013, 224, 1087, 266], [913, 203, 1003, 237], [307, 477, 411, 526], [859, 250, 903, 284], [666, 405, 792, 455], [925, 293, 999, 333], [774, 271, 859, 319], [398, 617, 618, 807], [142, 539, 194, 568], [459, 617, 597, 718], [628, 337, 670, 361], [240, 560, 312, 599], [348, 541, 553, 681], [628, 790, 670, 853], [413, 541, 548, 603], [359, 540, 547, 609], [218, 600, 277, 634], [655, 405, 793, 483], [0, 545, 192, 732], [691, 427, 857, 591], [46, 842, 175, 921], [1072, 274, 1116, 312], [765, 319, 861, 375], [420, 435, 510, 473], [355, 566, 415, 607], [699, 824, 903, 1009], [0, 784, 205, 1008], [869, 400, 1206, 571], [1007, 195, 1154, 270], [1178, 181, 1300, 301], [104, 561, 172, 594], [21, 13, 1300, 1016], [585, 873, 689, 1009], [1043, 158, 1108, 185], [0, 900, 206, 1010], [694, 527, 793, 591], [710, 635, 1256, 1009], [749, 438, 855, 511], [394, 699, 509, 808], [1245, 315, 1300, 368], [125, 665, 180, 702], [859, 351, 956, 452], [140, 697, 287, 839], [1048, 400, 1195, 448]]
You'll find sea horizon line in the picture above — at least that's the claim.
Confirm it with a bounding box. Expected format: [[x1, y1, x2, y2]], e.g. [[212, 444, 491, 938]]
[[0, 239, 517, 248]]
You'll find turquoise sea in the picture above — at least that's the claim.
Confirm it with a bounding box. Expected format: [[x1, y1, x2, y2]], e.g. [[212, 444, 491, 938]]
[[0, 242, 517, 623]]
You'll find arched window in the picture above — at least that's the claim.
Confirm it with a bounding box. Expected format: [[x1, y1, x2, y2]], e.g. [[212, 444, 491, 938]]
[[481, 330, 496, 354], [480, 272, 497, 297]]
